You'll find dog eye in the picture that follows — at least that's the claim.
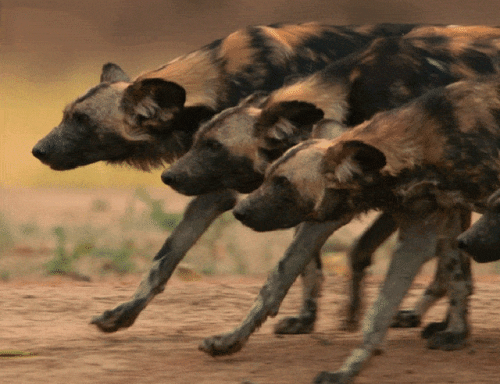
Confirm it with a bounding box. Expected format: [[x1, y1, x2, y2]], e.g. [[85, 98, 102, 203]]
[[72, 112, 97, 133], [73, 112, 91, 124], [203, 139, 223, 151], [258, 147, 282, 163], [265, 137, 281, 146], [273, 176, 290, 187]]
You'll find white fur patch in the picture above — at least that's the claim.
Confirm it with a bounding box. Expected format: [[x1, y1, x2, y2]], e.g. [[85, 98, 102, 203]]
[[335, 154, 362, 184], [271, 118, 297, 140]]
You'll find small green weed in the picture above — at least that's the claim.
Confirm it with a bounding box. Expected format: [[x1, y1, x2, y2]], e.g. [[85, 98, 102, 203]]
[[19, 222, 39, 237], [134, 187, 183, 231], [44, 226, 93, 277], [0, 270, 10, 281], [91, 199, 110, 212], [92, 240, 136, 275], [0, 213, 14, 254]]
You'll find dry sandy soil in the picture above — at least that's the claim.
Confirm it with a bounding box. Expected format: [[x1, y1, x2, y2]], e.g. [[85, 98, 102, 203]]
[[0, 187, 500, 384], [1, 275, 500, 384]]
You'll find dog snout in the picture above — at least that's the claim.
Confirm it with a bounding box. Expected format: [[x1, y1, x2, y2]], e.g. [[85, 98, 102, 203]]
[[32, 144, 49, 161], [232, 206, 249, 223], [161, 170, 176, 186]]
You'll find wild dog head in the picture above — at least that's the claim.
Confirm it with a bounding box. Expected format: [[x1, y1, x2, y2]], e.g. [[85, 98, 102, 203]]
[[161, 94, 331, 196], [161, 93, 269, 195], [457, 190, 500, 263], [32, 63, 213, 171], [233, 136, 390, 231], [233, 139, 332, 231]]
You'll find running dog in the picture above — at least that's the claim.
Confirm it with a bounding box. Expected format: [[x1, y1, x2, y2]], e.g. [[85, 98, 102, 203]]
[[163, 29, 500, 356], [233, 75, 500, 383], [32, 22, 417, 334]]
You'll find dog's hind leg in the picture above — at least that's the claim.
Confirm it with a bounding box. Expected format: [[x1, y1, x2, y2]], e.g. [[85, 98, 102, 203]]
[[342, 212, 398, 331], [423, 209, 472, 351]]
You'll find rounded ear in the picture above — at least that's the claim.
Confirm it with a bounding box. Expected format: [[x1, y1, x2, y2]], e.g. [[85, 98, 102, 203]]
[[343, 140, 386, 173], [124, 78, 186, 110], [262, 101, 324, 128], [322, 140, 386, 186], [255, 101, 324, 141], [100, 63, 130, 83], [121, 79, 186, 125]]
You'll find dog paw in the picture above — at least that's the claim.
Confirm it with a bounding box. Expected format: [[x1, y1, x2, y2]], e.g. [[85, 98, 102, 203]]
[[90, 299, 147, 333], [313, 371, 351, 384], [199, 333, 246, 356], [421, 321, 448, 339], [274, 315, 315, 334], [427, 330, 468, 351], [391, 309, 421, 328]]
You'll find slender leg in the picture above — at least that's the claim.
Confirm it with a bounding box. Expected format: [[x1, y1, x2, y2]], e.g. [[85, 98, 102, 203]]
[[343, 212, 397, 331], [274, 254, 324, 334], [199, 218, 352, 356], [91, 190, 238, 333], [392, 210, 473, 339], [343, 210, 471, 335], [276, 212, 397, 334], [391, 252, 448, 328], [424, 209, 472, 350], [314, 210, 443, 384]]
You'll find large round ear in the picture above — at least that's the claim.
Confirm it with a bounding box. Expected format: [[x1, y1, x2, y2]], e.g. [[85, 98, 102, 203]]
[[262, 101, 324, 128], [100, 63, 130, 83], [322, 140, 386, 186], [121, 79, 186, 127], [255, 101, 324, 140]]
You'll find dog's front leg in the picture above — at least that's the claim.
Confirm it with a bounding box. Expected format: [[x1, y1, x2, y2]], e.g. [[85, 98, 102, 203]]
[[199, 218, 351, 356], [91, 190, 238, 333]]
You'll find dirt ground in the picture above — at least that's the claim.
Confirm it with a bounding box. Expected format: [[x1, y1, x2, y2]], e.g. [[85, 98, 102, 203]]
[[1, 187, 500, 384], [1, 274, 500, 384]]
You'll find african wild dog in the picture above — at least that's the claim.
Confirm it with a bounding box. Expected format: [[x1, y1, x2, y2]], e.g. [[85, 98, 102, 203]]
[[32, 22, 421, 334], [162, 28, 500, 356], [34, 23, 397, 171], [457, 189, 500, 263], [164, 26, 500, 194], [233, 75, 500, 383]]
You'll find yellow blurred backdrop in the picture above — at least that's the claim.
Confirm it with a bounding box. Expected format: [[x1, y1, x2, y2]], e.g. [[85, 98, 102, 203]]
[[1, 65, 168, 188]]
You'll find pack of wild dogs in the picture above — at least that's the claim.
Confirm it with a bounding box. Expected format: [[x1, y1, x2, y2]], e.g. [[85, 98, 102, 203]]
[[32, 22, 500, 383]]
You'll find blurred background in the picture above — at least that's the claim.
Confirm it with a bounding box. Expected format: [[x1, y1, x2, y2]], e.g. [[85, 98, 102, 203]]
[[2, 0, 500, 187], [1, 1, 500, 280]]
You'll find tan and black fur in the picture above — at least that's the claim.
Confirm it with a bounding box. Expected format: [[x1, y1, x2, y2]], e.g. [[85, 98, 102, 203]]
[[164, 26, 500, 194], [234, 76, 500, 383], [32, 23, 422, 335], [163, 28, 500, 357], [254, 26, 500, 171], [33, 22, 411, 171]]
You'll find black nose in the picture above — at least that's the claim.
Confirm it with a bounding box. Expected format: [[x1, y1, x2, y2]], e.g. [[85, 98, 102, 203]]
[[457, 238, 467, 251], [32, 145, 48, 161], [161, 171, 175, 186], [232, 207, 248, 223]]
